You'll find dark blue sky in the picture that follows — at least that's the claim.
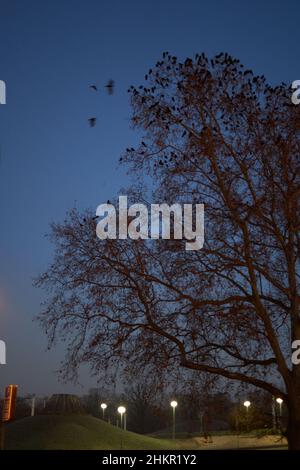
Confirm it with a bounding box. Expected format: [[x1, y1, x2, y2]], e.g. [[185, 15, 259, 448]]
[[0, 0, 299, 396]]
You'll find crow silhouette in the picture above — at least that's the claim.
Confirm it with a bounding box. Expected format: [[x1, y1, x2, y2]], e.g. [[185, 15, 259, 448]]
[[88, 117, 97, 127], [105, 79, 115, 95]]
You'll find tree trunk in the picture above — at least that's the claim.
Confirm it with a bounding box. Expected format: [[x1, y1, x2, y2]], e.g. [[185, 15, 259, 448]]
[[287, 395, 300, 449], [287, 416, 300, 449]]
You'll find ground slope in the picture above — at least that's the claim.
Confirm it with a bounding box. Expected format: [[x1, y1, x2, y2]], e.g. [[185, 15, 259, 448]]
[[4, 414, 178, 450]]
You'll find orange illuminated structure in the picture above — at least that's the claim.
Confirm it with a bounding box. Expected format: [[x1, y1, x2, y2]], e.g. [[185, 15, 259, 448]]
[[2, 385, 18, 422]]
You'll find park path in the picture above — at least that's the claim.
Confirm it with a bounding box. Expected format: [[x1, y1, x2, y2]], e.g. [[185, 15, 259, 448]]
[[193, 434, 287, 450]]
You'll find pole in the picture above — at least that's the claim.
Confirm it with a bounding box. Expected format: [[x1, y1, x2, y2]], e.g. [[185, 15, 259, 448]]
[[0, 422, 5, 450], [172, 406, 176, 440], [31, 396, 36, 417], [120, 413, 123, 450], [246, 406, 249, 432], [278, 401, 282, 433], [124, 413, 126, 431], [272, 396, 276, 432], [102, 408, 105, 420], [279, 401, 282, 418], [235, 407, 240, 449]]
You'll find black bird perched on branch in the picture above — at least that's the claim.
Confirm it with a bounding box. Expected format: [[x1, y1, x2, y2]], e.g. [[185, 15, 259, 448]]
[[80, 215, 99, 226], [105, 79, 115, 95], [88, 117, 97, 127]]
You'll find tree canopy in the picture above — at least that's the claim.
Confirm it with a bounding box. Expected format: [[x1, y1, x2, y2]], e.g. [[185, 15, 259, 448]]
[[35, 53, 300, 445]]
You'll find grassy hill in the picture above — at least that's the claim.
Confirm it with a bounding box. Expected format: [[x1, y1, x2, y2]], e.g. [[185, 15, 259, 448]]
[[3, 415, 287, 450], [4, 414, 182, 450]]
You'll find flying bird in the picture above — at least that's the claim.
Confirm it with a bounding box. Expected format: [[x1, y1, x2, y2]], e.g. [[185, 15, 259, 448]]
[[105, 79, 115, 95], [89, 85, 98, 91], [88, 117, 97, 127]]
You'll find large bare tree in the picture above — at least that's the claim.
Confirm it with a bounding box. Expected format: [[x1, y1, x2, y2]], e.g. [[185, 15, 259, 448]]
[[35, 52, 300, 448]]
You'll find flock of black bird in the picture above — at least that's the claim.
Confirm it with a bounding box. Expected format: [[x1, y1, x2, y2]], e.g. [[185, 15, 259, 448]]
[[88, 79, 115, 127]]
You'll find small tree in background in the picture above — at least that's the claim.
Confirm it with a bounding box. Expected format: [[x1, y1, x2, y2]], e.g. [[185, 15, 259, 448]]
[[44, 394, 84, 414], [125, 383, 167, 434]]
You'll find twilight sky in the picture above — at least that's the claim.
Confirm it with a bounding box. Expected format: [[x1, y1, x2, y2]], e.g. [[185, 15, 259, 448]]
[[0, 0, 299, 396]]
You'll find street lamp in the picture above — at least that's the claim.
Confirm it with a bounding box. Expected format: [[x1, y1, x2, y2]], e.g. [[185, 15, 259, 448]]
[[243, 401, 251, 432], [100, 402, 107, 420], [118, 406, 126, 427], [276, 398, 283, 417], [170, 400, 178, 440], [117, 406, 126, 450]]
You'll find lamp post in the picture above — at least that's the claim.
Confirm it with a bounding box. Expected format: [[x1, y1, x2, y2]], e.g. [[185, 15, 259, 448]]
[[276, 398, 283, 417], [31, 395, 36, 417], [117, 406, 126, 449], [100, 402, 107, 420], [276, 397, 283, 430], [170, 400, 178, 440], [243, 400, 251, 432]]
